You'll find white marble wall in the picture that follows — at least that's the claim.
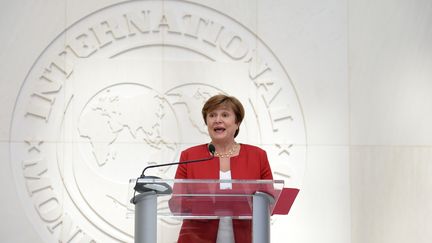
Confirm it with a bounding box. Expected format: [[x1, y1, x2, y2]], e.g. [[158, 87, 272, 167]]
[[3, 0, 429, 243], [349, 0, 432, 243], [2, 1, 347, 243]]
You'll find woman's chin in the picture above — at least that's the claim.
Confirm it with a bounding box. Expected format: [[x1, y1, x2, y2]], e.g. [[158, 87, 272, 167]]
[[210, 135, 232, 143]]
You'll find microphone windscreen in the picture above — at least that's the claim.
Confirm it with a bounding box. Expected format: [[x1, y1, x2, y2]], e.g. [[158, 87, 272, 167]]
[[208, 143, 216, 155]]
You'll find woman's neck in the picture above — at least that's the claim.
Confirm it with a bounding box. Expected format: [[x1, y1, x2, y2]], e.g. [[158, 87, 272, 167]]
[[211, 141, 236, 153]]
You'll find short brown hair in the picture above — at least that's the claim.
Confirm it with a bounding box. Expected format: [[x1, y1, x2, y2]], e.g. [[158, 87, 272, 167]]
[[202, 94, 245, 137]]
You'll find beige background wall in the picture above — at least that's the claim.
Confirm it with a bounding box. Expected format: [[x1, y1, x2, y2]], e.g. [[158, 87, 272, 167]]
[[0, 0, 430, 243], [349, 0, 432, 242]]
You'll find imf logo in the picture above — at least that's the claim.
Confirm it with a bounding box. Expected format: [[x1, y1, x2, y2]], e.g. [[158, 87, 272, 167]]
[[9, 1, 306, 242]]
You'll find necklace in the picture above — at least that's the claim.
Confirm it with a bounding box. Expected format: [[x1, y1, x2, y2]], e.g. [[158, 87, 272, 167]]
[[214, 143, 238, 158]]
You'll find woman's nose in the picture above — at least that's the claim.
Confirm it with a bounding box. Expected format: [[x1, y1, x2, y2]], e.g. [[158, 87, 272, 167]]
[[215, 115, 222, 122]]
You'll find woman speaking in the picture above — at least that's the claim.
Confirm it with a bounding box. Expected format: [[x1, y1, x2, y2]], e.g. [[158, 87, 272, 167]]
[[174, 94, 273, 243]]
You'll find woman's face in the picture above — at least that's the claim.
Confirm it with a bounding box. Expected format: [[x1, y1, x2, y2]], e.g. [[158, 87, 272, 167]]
[[206, 106, 239, 143]]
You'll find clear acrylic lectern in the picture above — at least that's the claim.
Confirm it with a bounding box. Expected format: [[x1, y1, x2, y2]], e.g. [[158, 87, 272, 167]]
[[129, 178, 298, 243]]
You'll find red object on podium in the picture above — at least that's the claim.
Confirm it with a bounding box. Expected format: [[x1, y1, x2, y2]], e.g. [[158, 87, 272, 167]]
[[273, 188, 299, 215]]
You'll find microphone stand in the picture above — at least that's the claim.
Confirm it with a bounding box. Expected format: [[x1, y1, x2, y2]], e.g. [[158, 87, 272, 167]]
[[132, 144, 216, 202]]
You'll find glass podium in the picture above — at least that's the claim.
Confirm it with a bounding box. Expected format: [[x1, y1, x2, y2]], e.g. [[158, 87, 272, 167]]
[[129, 178, 298, 243]]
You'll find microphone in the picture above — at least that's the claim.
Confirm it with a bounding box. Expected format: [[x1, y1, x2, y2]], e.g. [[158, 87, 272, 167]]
[[133, 144, 216, 194], [140, 143, 215, 178]]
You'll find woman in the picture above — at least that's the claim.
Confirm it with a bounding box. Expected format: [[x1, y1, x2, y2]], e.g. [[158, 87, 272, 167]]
[[174, 94, 273, 243]]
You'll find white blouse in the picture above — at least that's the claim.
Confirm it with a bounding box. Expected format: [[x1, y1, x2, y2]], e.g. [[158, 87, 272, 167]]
[[216, 170, 235, 243]]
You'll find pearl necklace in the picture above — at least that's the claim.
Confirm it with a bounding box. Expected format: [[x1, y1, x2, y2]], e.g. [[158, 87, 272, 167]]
[[214, 143, 238, 158]]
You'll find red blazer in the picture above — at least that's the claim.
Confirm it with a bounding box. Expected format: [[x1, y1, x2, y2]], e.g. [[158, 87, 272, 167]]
[[174, 143, 273, 243]]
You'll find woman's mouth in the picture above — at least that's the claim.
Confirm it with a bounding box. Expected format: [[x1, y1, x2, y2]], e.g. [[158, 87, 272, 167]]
[[214, 127, 226, 133]]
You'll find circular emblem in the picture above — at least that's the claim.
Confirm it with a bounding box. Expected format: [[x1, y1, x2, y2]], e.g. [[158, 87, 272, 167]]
[[10, 1, 306, 242]]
